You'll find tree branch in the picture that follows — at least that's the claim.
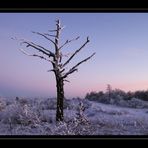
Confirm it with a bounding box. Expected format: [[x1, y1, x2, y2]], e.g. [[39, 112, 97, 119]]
[[64, 79, 70, 83], [62, 69, 78, 79], [44, 33, 56, 37], [60, 68, 65, 73], [30, 42, 55, 57], [62, 52, 95, 78], [62, 37, 90, 68], [48, 29, 57, 32], [59, 36, 80, 50], [28, 41, 54, 56], [19, 48, 54, 64], [32, 31, 56, 46], [21, 41, 55, 58], [47, 69, 56, 72]]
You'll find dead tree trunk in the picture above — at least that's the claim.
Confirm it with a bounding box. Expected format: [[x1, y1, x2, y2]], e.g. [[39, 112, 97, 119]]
[[55, 74, 64, 121], [17, 19, 95, 122]]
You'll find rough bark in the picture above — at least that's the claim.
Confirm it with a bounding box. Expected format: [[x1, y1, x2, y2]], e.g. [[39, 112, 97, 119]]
[[55, 74, 64, 121]]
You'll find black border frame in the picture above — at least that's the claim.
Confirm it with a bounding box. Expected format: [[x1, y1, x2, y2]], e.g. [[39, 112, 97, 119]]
[[1, 1, 148, 142]]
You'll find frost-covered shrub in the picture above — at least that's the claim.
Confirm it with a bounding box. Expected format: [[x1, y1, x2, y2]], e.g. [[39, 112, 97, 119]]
[[111, 97, 148, 108], [70, 101, 90, 130], [115, 99, 129, 107], [36, 98, 69, 110], [85, 89, 148, 108], [39, 110, 55, 123], [0, 104, 23, 124], [85, 91, 112, 104], [82, 99, 92, 109], [50, 101, 94, 135], [134, 90, 148, 101], [127, 98, 148, 108], [16, 97, 29, 105], [50, 119, 95, 135], [39, 98, 56, 110], [0, 98, 6, 111], [69, 98, 91, 111], [0, 100, 40, 126], [85, 91, 104, 102]]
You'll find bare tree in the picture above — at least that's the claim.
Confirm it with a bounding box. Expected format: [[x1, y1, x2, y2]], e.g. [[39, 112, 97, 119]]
[[17, 19, 95, 122], [106, 84, 112, 101]]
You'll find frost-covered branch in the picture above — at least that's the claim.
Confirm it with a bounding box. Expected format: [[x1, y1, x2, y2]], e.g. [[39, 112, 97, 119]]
[[20, 41, 55, 58], [62, 37, 90, 68], [19, 48, 54, 64], [63, 52, 95, 78], [59, 36, 80, 50], [32, 31, 56, 47]]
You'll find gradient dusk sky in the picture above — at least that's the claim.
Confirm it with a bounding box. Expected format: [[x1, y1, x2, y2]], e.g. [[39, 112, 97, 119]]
[[1, 13, 148, 98]]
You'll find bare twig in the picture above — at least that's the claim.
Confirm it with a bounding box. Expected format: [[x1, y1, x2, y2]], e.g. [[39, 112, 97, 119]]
[[21, 41, 55, 57], [62, 37, 90, 68], [48, 29, 57, 32], [26, 41, 54, 56], [62, 69, 78, 78], [47, 69, 55, 72], [44, 33, 56, 37], [64, 79, 70, 83], [32, 31, 56, 46], [60, 69, 65, 73], [59, 36, 80, 50], [19, 48, 54, 64], [32, 43, 55, 57]]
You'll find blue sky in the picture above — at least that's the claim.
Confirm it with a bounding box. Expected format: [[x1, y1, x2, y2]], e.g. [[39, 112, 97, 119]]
[[1, 13, 148, 98]]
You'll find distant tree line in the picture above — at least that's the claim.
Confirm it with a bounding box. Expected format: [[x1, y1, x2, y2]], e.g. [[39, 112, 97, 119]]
[[85, 85, 148, 103]]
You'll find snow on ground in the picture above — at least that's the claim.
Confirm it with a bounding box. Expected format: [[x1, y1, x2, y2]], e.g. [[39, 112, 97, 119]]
[[0, 97, 148, 135], [85, 101, 148, 135]]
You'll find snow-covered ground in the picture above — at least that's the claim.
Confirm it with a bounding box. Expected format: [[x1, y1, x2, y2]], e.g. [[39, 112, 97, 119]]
[[85, 101, 148, 135], [0, 97, 148, 135]]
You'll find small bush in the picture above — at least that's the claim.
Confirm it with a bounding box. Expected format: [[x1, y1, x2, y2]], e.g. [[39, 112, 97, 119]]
[[0, 100, 40, 126], [0, 99, 6, 111]]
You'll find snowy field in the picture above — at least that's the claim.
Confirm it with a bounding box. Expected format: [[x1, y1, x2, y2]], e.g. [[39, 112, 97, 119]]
[[0, 97, 148, 135]]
